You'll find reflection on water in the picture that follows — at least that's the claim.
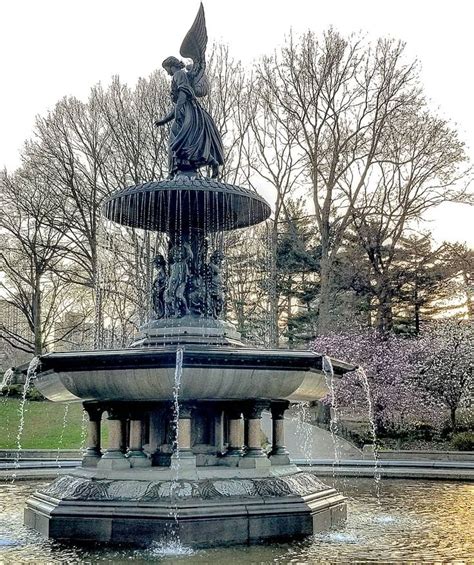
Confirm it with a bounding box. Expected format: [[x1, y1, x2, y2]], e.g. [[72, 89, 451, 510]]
[[0, 478, 473, 563]]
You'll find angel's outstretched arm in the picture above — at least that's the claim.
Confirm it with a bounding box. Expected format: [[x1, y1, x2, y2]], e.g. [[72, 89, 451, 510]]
[[154, 109, 174, 127]]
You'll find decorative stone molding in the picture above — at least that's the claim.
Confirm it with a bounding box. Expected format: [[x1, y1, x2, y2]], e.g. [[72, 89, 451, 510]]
[[40, 472, 329, 502]]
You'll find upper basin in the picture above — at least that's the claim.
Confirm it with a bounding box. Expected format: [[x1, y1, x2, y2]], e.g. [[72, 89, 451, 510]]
[[33, 346, 354, 403], [103, 177, 271, 232]]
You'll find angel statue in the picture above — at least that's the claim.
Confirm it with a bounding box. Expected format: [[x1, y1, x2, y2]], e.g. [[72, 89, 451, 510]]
[[155, 4, 224, 179]]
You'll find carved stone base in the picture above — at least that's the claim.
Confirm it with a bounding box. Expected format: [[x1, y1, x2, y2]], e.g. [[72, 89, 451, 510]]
[[131, 316, 244, 348], [269, 453, 291, 466], [97, 452, 131, 470], [238, 456, 271, 469], [127, 452, 152, 468], [24, 470, 346, 547]]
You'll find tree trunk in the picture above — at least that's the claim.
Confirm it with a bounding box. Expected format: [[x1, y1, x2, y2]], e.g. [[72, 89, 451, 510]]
[[450, 406, 457, 430], [268, 220, 279, 347], [317, 254, 333, 334], [414, 301, 421, 335], [287, 288, 293, 349], [33, 273, 42, 355], [376, 285, 393, 334]]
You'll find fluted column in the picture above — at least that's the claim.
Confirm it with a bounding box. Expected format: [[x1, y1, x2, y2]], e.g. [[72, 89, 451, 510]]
[[239, 400, 271, 469], [269, 400, 291, 465], [98, 406, 131, 470], [82, 403, 103, 467]]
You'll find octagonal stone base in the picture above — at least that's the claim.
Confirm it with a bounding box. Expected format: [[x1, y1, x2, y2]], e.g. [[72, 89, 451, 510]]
[[24, 470, 346, 547]]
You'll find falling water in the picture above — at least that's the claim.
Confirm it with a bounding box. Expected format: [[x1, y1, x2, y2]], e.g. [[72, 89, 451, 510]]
[[356, 366, 381, 500], [321, 355, 342, 478], [80, 409, 88, 452], [12, 357, 40, 477], [1, 367, 14, 391], [293, 401, 313, 464], [1, 368, 15, 414], [171, 346, 184, 470], [0, 368, 15, 448], [55, 403, 70, 468], [165, 345, 188, 551]]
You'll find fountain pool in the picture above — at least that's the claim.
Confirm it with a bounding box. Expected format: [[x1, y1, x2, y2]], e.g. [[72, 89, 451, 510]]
[[2, 478, 473, 562]]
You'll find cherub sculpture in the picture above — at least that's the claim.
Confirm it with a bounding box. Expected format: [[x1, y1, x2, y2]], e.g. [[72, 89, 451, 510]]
[[207, 249, 224, 318], [165, 243, 193, 317], [154, 4, 224, 179], [151, 254, 167, 319]]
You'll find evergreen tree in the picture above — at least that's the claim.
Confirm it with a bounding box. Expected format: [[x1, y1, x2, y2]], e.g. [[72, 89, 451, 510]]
[[275, 199, 320, 346]]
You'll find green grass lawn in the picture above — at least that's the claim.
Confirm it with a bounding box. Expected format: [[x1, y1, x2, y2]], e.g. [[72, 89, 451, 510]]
[[0, 398, 94, 449]]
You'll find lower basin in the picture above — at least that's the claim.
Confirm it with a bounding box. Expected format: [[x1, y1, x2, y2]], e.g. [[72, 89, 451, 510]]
[[33, 346, 354, 403]]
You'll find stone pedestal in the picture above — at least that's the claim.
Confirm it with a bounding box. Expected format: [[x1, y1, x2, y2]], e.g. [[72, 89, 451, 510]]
[[82, 404, 103, 467], [269, 400, 291, 465], [98, 407, 131, 470], [240, 401, 270, 469]]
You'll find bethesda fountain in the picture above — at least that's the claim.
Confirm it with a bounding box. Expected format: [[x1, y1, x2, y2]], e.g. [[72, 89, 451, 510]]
[[24, 4, 350, 547]]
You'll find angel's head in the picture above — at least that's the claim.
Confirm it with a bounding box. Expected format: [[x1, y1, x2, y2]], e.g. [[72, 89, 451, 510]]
[[162, 56, 185, 76]]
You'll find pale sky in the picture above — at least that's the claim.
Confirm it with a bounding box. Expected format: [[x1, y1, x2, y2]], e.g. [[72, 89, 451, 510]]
[[0, 0, 473, 246]]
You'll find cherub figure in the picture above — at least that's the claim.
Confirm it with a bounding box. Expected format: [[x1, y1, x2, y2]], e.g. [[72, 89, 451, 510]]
[[154, 4, 224, 179], [165, 243, 192, 317], [207, 249, 224, 318], [151, 254, 167, 319]]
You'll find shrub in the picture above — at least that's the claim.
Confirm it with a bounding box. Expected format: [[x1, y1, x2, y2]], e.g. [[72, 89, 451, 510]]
[[451, 432, 474, 451], [1, 384, 45, 401]]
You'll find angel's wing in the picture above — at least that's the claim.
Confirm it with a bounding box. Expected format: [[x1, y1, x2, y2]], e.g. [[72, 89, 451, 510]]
[[180, 3, 209, 97]]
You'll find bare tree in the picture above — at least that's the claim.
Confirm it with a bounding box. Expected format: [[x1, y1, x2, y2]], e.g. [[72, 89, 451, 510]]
[[446, 242, 474, 320], [244, 81, 305, 345], [257, 30, 430, 332], [0, 168, 87, 353], [350, 107, 468, 332], [225, 225, 270, 344]]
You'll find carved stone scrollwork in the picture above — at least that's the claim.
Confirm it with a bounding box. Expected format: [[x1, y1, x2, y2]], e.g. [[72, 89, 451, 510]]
[[40, 472, 329, 501]]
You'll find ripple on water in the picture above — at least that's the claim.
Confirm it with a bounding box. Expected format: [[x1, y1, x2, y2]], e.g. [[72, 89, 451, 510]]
[[315, 531, 359, 544]]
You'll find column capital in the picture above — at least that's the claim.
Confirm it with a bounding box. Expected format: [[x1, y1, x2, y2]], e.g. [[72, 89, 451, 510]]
[[270, 400, 290, 420], [243, 400, 269, 420], [128, 408, 145, 421], [178, 402, 195, 419], [83, 402, 104, 422], [226, 406, 243, 420], [105, 405, 129, 420]]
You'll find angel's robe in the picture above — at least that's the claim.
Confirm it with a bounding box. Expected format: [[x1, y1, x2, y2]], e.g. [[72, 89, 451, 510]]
[[168, 69, 224, 176]]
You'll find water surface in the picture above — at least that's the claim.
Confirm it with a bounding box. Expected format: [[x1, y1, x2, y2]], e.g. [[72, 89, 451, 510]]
[[0, 478, 472, 563]]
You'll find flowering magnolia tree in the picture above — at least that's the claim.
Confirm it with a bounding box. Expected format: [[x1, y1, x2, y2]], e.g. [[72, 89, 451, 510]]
[[417, 320, 473, 430], [312, 330, 441, 435]]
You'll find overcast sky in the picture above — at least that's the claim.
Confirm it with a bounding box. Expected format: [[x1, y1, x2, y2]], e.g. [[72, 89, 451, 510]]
[[0, 0, 472, 245]]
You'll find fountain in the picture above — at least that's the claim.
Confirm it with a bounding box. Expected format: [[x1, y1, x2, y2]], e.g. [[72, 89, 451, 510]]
[[23, 4, 351, 547]]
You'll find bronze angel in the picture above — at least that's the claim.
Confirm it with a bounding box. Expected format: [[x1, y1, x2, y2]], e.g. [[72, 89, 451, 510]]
[[155, 4, 224, 179]]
